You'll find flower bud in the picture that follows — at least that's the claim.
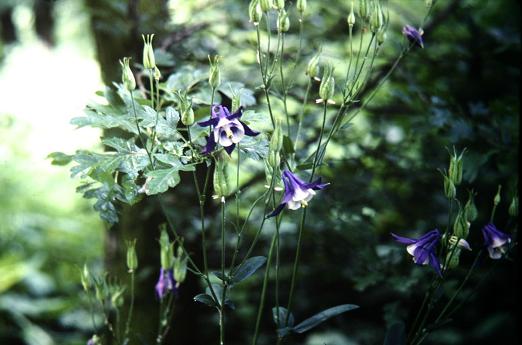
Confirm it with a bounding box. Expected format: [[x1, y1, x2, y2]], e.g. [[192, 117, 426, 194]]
[[277, 10, 290, 32], [268, 151, 281, 168], [126, 239, 138, 272], [306, 52, 320, 79], [119, 57, 136, 91], [142, 34, 156, 70], [443, 174, 456, 199], [425, 0, 433, 8], [208, 55, 221, 89], [296, 0, 307, 15], [319, 65, 335, 102], [369, 3, 384, 33], [81, 264, 91, 292], [181, 107, 194, 126], [453, 210, 469, 239], [260, 0, 272, 12], [159, 229, 173, 269], [359, 0, 370, 23], [274, 0, 285, 10], [249, 0, 263, 24], [493, 185, 502, 206], [464, 191, 478, 222], [448, 148, 465, 185], [347, 1, 356, 27], [269, 121, 284, 153], [173, 248, 187, 286], [509, 195, 518, 217]]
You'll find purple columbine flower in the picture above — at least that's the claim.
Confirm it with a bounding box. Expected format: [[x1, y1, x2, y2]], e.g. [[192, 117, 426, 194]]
[[402, 25, 424, 48], [392, 229, 442, 276], [267, 170, 329, 217], [198, 105, 259, 155], [482, 223, 511, 259], [155, 268, 176, 299]]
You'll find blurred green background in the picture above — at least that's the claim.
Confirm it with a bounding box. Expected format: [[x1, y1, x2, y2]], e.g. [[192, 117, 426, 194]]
[[0, 0, 518, 344]]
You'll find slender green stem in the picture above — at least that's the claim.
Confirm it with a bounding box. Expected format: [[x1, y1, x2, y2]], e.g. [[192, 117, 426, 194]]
[[220, 200, 226, 345], [252, 228, 278, 345], [294, 78, 311, 151], [130, 91, 153, 164], [311, 102, 328, 181], [124, 271, 135, 340]]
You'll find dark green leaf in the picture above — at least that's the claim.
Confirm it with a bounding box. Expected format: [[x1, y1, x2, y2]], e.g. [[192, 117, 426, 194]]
[[230, 256, 267, 284], [194, 293, 216, 308], [283, 135, 295, 155], [292, 304, 359, 334]]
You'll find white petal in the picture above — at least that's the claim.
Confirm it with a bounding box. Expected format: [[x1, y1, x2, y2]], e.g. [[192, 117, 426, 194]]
[[406, 243, 418, 256], [287, 200, 301, 210]]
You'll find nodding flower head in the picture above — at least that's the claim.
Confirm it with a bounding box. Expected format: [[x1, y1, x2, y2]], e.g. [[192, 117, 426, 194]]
[[267, 170, 329, 217], [402, 25, 424, 48], [482, 223, 511, 259], [155, 268, 176, 299], [392, 229, 442, 276], [198, 105, 259, 155]]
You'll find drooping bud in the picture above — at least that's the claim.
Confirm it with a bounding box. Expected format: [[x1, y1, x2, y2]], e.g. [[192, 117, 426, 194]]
[[249, 0, 263, 25], [208, 55, 221, 89], [277, 10, 290, 32], [268, 151, 281, 169], [81, 264, 91, 292], [509, 195, 518, 217], [259, 0, 272, 12], [464, 191, 478, 222], [179, 93, 194, 126], [319, 65, 335, 103], [173, 245, 187, 286], [448, 148, 465, 185], [296, 0, 307, 15], [443, 173, 456, 199], [306, 52, 320, 79], [274, 0, 285, 10], [269, 120, 284, 153], [369, 2, 384, 33], [425, 0, 433, 8], [142, 34, 156, 70], [119, 57, 136, 91], [126, 239, 138, 273], [453, 209, 469, 239], [493, 185, 502, 206], [159, 229, 174, 270], [347, 1, 356, 28]]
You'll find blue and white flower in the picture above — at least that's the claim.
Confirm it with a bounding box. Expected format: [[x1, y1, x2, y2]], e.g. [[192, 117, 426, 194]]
[[402, 25, 424, 48], [482, 223, 511, 259], [267, 170, 329, 217], [392, 229, 442, 276], [198, 105, 259, 155]]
